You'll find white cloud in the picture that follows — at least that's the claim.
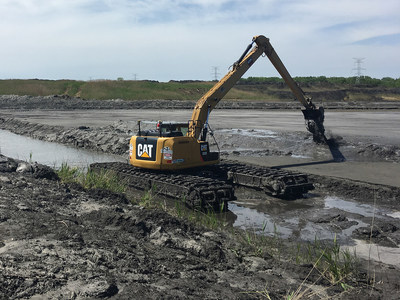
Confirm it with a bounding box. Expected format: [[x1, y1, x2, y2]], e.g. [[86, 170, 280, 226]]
[[0, 0, 398, 80]]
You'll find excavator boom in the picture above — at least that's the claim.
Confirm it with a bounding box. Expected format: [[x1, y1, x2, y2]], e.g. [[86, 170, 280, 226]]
[[188, 40, 264, 139], [189, 35, 327, 143]]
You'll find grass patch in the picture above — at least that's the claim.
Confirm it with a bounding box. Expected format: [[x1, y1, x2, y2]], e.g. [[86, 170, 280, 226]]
[[165, 198, 227, 231], [3, 78, 398, 101], [0, 79, 86, 97], [240, 233, 359, 299], [293, 235, 358, 289], [232, 221, 284, 259], [57, 163, 126, 194]]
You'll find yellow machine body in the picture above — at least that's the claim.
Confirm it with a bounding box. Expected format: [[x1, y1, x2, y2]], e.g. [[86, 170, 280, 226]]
[[129, 135, 219, 170]]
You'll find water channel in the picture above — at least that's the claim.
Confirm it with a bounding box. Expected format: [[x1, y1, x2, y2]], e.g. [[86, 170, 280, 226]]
[[0, 129, 125, 168]]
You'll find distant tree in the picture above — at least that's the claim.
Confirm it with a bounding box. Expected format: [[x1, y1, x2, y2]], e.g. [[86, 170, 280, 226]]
[[381, 77, 400, 87], [238, 76, 399, 87]]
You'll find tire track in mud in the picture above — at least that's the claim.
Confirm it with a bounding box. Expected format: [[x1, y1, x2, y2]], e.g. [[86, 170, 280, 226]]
[[309, 174, 400, 206]]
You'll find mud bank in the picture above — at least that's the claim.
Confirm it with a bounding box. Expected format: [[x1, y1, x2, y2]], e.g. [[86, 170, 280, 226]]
[[1, 154, 399, 299], [1, 116, 399, 164], [1, 94, 400, 110]]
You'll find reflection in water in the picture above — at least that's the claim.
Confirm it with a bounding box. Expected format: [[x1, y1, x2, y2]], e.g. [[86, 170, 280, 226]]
[[0, 129, 125, 168], [228, 203, 292, 237], [325, 196, 377, 217], [224, 194, 392, 245]]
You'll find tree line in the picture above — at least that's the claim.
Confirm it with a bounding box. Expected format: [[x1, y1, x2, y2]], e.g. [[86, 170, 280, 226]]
[[239, 76, 400, 88]]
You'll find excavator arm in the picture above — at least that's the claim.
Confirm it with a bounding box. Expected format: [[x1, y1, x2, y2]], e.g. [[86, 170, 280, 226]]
[[188, 39, 265, 140], [253, 35, 326, 143], [188, 35, 327, 143]]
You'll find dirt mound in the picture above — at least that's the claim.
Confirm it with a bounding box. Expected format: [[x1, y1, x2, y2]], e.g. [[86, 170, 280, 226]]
[[0, 155, 58, 179]]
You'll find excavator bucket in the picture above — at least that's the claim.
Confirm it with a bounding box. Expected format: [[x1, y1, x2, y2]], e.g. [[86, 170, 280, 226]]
[[302, 106, 346, 161], [301, 106, 327, 144]]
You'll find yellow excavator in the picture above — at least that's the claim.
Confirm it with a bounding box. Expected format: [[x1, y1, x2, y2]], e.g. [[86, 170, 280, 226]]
[[129, 35, 326, 171]]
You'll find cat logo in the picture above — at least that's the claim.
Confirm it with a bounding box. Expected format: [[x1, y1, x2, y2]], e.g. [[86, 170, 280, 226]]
[[138, 144, 153, 158], [136, 137, 157, 161]]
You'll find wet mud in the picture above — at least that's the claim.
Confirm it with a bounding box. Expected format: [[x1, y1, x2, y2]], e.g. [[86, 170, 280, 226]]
[[1, 116, 399, 164], [1, 94, 400, 110], [1, 155, 400, 299], [1, 95, 400, 298]]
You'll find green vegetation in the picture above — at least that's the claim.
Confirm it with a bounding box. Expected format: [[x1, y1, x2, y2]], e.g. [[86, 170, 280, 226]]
[[239, 76, 400, 88], [1, 76, 399, 101], [57, 163, 126, 194], [0, 79, 85, 97], [0, 79, 214, 100], [79, 80, 215, 100], [294, 235, 358, 287], [138, 185, 158, 207]]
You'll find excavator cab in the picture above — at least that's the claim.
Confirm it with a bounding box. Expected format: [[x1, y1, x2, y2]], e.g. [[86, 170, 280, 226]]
[[129, 121, 219, 170], [138, 121, 188, 137]]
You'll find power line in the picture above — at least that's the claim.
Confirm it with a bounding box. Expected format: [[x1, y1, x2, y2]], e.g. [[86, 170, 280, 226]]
[[353, 58, 365, 83], [211, 66, 220, 81]]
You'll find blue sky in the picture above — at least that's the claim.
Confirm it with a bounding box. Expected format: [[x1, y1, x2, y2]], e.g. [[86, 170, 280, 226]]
[[1, 0, 399, 81]]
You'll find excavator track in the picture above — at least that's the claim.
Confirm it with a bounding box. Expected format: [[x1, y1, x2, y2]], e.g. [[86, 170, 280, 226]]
[[90, 162, 234, 210], [90, 160, 313, 211], [216, 160, 314, 198]]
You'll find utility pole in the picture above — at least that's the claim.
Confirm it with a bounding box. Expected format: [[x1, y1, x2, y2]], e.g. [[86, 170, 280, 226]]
[[211, 66, 220, 81], [353, 58, 365, 84], [133, 73, 138, 81]]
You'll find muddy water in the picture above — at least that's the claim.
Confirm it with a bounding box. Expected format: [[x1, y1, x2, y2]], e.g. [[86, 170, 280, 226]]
[[230, 195, 393, 239], [0, 129, 125, 167], [227, 192, 400, 267], [228, 195, 356, 240]]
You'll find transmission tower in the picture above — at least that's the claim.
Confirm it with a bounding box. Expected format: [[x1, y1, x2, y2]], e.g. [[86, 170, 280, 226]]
[[211, 66, 220, 81], [353, 58, 365, 83]]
